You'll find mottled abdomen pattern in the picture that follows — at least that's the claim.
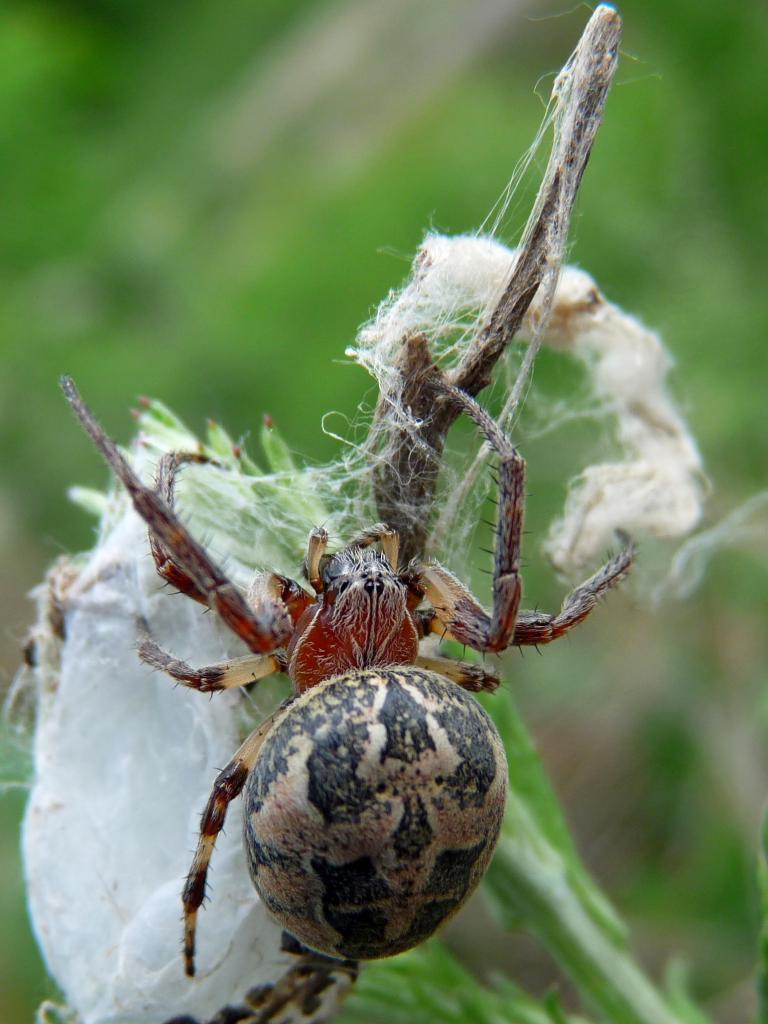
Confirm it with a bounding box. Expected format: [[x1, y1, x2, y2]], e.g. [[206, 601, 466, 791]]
[[243, 667, 508, 960]]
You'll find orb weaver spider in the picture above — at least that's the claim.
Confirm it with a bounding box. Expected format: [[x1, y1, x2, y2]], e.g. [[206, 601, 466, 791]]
[[61, 374, 633, 976]]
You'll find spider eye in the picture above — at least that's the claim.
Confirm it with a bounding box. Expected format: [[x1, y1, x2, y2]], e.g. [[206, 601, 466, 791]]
[[364, 578, 386, 596]]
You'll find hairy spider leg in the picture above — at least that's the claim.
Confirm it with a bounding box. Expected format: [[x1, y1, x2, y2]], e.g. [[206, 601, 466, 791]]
[[419, 545, 634, 649], [137, 619, 287, 693], [61, 376, 295, 655], [510, 543, 635, 645], [412, 600, 500, 693], [234, 935, 357, 1022], [161, 933, 358, 1024], [421, 381, 524, 652], [182, 704, 292, 977], [420, 381, 635, 654], [418, 562, 498, 650], [414, 654, 500, 693], [151, 451, 213, 604]]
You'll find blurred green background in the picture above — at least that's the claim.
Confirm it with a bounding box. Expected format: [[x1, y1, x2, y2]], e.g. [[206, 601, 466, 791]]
[[1, 1, 766, 1021]]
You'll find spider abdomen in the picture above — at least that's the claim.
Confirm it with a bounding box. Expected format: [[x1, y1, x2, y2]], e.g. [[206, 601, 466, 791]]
[[243, 667, 508, 960]]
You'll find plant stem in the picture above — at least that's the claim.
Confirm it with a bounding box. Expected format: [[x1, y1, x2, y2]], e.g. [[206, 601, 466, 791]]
[[483, 692, 711, 1024]]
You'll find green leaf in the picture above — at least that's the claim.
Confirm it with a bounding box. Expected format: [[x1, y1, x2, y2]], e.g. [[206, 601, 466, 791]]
[[261, 417, 298, 474], [481, 689, 708, 1024], [339, 942, 592, 1024], [67, 486, 108, 519], [757, 812, 768, 1023], [485, 690, 626, 945], [663, 960, 711, 1024]]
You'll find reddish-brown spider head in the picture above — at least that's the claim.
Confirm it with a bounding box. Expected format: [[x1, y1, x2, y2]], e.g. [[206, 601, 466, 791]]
[[287, 545, 420, 692]]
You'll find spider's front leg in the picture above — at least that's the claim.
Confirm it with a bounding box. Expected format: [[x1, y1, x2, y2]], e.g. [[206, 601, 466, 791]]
[[182, 703, 292, 978], [150, 451, 212, 605], [425, 381, 525, 653], [421, 381, 635, 654], [136, 570, 313, 691], [61, 377, 295, 655], [511, 542, 635, 646]]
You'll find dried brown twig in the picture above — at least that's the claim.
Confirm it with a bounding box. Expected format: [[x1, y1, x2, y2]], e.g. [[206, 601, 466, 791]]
[[371, 5, 622, 563]]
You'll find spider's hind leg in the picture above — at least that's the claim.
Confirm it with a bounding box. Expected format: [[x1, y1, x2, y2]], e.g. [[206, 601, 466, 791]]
[[415, 653, 500, 693], [161, 935, 357, 1023], [182, 703, 292, 977]]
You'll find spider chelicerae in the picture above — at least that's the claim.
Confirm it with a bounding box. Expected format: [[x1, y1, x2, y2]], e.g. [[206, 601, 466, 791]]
[[61, 374, 634, 976]]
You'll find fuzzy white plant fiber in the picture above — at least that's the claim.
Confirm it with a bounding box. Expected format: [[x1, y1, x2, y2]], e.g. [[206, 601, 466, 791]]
[[351, 232, 704, 574]]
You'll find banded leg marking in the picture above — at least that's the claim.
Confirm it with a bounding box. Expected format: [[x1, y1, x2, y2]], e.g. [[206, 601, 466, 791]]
[[137, 621, 286, 692], [182, 704, 291, 976], [430, 382, 525, 652], [415, 654, 500, 693], [61, 377, 292, 655], [151, 452, 212, 604], [512, 543, 636, 645]]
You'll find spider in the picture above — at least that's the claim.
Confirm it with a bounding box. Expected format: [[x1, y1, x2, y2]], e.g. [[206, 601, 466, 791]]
[[61, 374, 634, 976]]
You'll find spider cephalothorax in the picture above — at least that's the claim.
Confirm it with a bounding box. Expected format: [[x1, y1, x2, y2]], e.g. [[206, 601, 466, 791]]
[[62, 375, 634, 977], [287, 541, 420, 691]]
